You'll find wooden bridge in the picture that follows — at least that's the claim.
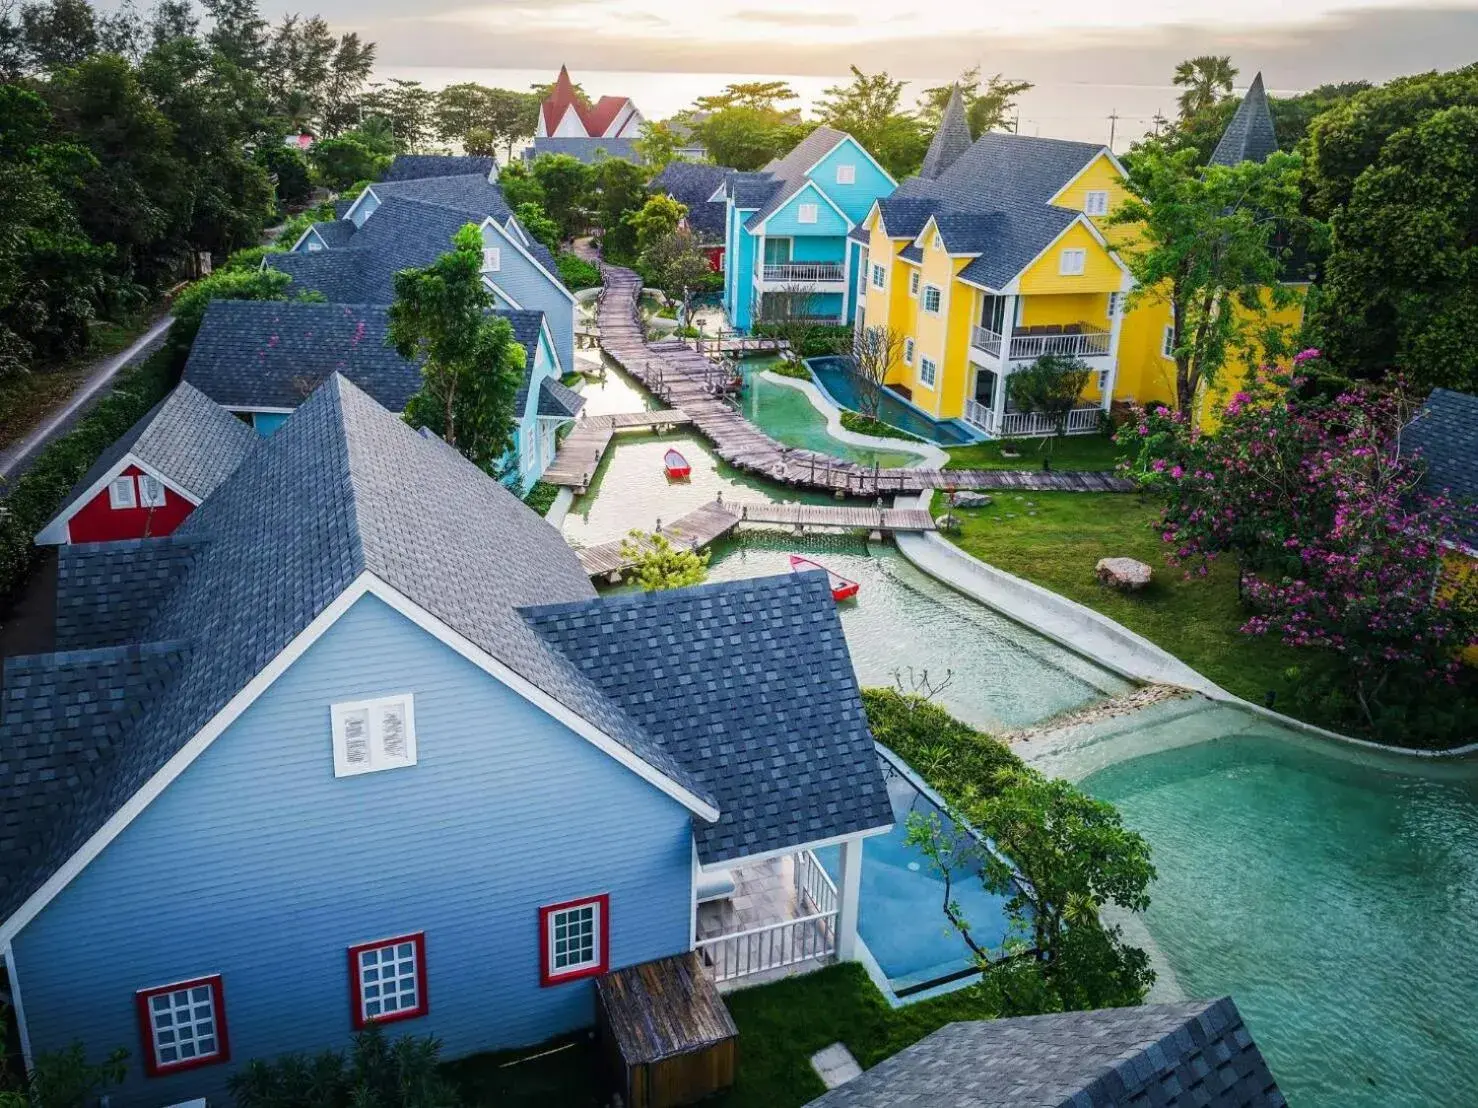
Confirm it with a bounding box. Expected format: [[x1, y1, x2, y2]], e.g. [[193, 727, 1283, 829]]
[[687, 332, 788, 357], [592, 265, 1136, 496], [543, 410, 693, 491], [573, 495, 936, 579]]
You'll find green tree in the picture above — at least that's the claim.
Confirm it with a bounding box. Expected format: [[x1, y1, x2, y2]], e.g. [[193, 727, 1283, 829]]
[[170, 265, 294, 346], [815, 65, 925, 178], [496, 159, 543, 209], [694, 80, 797, 113], [907, 765, 1156, 1012], [514, 201, 560, 253], [628, 193, 686, 257], [388, 224, 524, 471], [635, 119, 680, 169], [1007, 353, 1095, 448], [318, 31, 375, 136], [229, 1026, 459, 1108], [591, 156, 646, 261], [361, 77, 435, 152], [1316, 107, 1478, 391], [1110, 143, 1315, 419], [639, 226, 711, 315], [202, 0, 267, 73], [690, 106, 798, 171], [434, 81, 494, 147], [620, 531, 709, 591], [528, 152, 592, 241], [309, 134, 389, 191], [918, 66, 1033, 138], [258, 141, 312, 206], [1162, 81, 1371, 165], [18, 0, 99, 71], [484, 87, 539, 160], [1172, 55, 1237, 120]]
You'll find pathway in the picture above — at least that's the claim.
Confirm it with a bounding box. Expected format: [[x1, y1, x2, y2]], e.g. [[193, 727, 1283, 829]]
[[544, 410, 693, 491], [0, 315, 174, 485], [593, 264, 1135, 496]]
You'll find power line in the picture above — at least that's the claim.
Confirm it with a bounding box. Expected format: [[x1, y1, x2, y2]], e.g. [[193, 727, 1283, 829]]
[[1107, 106, 1121, 150]]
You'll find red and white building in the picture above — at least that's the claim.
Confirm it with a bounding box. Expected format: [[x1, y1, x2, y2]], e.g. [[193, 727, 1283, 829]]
[[35, 382, 259, 546], [534, 66, 642, 142]]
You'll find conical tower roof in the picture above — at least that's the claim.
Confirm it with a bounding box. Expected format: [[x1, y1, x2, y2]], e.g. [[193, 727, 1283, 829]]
[[920, 84, 973, 180], [1209, 72, 1279, 166]]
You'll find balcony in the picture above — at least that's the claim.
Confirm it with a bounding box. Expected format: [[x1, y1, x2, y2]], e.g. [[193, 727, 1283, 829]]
[[971, 323, 1112, 363], [963, 399, 1103, 438], [694, 849, 838, 987], [760, 262, 846, 285]]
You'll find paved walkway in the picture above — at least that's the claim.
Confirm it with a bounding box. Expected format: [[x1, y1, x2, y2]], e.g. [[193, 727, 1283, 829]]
[[0, 315, 174, 485]]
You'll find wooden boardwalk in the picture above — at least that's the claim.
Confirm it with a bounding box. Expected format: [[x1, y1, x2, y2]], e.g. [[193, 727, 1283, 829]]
[[573, 497, 935, 578], [543, 410, 693, 490], [593, 265, 1136, 496]]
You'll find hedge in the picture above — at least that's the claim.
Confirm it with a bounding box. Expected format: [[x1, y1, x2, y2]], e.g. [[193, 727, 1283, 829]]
[[522, 480, 560, 517], [751, 323, 853, 359], [860, 688, 1023, 803], [0, 345, 182, 604], [840, 410, 922, 443]]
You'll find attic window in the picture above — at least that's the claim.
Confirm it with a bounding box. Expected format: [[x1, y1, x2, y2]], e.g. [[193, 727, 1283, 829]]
[[306, 239, 324, 253], [331, 694, 418, 777], [835, 164, 856, 185], [138, 475, 167, 508], [108, 476, 136, 510], [1084, 190, 1109, 216], [797, 203, 819, 224], [481, 247, 501, 272], [933, 233, 943, 251], [1059, 248, 1087, 276]]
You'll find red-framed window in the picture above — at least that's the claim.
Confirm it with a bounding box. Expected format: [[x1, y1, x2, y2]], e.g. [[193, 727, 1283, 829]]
[[347, 932, 428, 1029], [539, 894, 609, 986], [135, 975, 230, 1077]]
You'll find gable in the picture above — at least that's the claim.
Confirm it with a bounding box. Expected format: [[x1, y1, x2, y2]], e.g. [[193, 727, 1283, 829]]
[[1048, 150, 1124, 211], [806, 137, 895, 225], [762, 182, 850, 236], [1015, 219, 1124, 295]]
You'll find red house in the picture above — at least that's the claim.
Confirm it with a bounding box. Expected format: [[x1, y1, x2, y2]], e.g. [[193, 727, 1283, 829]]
[[35, 382, 259, 546]]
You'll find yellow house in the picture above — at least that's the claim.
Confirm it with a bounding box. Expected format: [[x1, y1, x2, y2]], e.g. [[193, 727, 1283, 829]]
[[853, 80, 1305, 436]]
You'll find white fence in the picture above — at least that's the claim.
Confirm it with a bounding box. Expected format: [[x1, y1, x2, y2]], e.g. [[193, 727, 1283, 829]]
[[970, 326, 1111, 362], [694, 851, 838, 983], [964, 403, 1103, 438], [762, 263, 845, 283]]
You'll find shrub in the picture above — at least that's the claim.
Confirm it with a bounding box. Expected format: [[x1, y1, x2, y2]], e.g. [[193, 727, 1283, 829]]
[[523, 480, 560, 516], [619, 531, 709, 591], [768, 361, 812, 381], [840, 410, 921, 442], [555, 252, 601, 292], [861, 688, 1022, 796], [170, 267, 296, 349], [752, 322, 852, 359], [229, 1026, 459, 1108], [258, 144, 313, 207]]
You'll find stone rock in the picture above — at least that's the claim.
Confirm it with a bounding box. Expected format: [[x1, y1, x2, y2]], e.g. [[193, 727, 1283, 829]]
[[1096, 557, 1153, 591], [952, 491, 993, 508]]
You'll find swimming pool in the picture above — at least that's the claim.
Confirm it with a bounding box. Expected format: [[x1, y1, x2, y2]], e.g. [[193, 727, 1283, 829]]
[[816, 748, 1019, 998], [805, 356, 979, 446]]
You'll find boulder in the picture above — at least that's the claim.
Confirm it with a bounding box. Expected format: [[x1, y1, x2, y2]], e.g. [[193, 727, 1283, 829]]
[[1096, 557, 1152, 591], [952, 491, 993, 509]]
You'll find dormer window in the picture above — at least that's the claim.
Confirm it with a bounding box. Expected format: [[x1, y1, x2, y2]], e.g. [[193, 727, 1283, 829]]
[[1084, 191, 1109, 216], [481, 248, 500, 272], [1059, 248, 1087, 276], [138, 475, 167, 508], [108, 476, 136, 510], [835, 164, 856, 185], [797, 203, 819, 224], [331, 694, 417, 777]]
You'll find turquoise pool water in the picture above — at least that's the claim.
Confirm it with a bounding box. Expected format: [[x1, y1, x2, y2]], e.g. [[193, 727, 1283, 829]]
[[1081, 711, 1478, 1108], [806, 355, 978, 445]]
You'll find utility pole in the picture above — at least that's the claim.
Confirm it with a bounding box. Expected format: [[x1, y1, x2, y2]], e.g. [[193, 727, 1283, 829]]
[[1011, 110, 1020, 134], [1152, 109, 1168, 137], [1107, 107, 1121, 150]]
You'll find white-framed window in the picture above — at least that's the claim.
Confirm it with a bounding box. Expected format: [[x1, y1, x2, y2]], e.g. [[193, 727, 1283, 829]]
[[1107, 291, 1123, 319], [932, 232, 944, 251], [138, 475, 167, 508], [835, 164, 856, 185], [481, 247, 500, 272], [108, 476, 136, 510], [922, 285, 942, 314], [904, 337, 915, 364], [1084, 190, 1109, 216], [540, 894, 608, 985], [919, 356, 938, 387], [331, 694, 417, 777], [797, 203, 819, 224], [1162, 325, 1176, 358], [349, 933, 427, 1028], [307, 239, 324, 253], [871, 263, 886, 289], [1097, 368, 1110, 391], [137, 976, 228, 1076], [909, 271, 920, 296], [1059, 248, 1087, 276]]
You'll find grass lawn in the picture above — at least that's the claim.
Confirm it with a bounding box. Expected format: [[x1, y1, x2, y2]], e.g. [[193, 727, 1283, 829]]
[[946, 433, 1126, 472], [942, 490, 1322, 714], [447, 964, 997, 1108]]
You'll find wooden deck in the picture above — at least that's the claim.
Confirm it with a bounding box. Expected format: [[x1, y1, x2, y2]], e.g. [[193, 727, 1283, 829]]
[[593, 264, 1136, 496], [543, 410, 693, 490]]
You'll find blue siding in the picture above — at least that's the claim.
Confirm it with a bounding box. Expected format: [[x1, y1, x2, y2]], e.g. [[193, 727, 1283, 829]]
[[481, 222, 575, 379], [808, 138, 894, 225], [790, 235, 847, 264], [518, 328, 563, 487], [727, 207, 758, 331], [351, 189, 380, 227], [12, 595, 694, 1106], [762, 186, 850, 239]]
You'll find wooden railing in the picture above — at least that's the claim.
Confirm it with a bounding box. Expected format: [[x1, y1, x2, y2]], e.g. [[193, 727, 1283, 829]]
[[970, 326, 1111, 362], [963, 403, 1103, 438], [762, 263, 845, 283]]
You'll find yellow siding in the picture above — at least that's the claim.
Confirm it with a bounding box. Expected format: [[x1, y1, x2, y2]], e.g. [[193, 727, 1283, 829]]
[[1052, 152, 1133, 237], [1196, 289, 1308, 430], [1017, 222, 1121, 295], [910, 229, 960, 417], [1018, 292, 1111, 329]]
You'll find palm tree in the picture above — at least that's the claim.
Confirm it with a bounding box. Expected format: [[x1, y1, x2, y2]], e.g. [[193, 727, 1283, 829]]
[[280, 88, 318, 136], [1172, 56, 1238, 120]]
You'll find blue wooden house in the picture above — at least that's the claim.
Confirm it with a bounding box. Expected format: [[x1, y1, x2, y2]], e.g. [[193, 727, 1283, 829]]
[[720, 127, 895, 332], [0, 376, 893, 1106]]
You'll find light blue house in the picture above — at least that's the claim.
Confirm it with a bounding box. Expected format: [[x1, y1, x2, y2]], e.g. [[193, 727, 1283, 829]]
[[721, 127, 895, 332], [0, 376, 893, 1106]]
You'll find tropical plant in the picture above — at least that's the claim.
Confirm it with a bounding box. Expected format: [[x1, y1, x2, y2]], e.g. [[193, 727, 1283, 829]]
[[754, 284, 840, 367], [528, 153, 593, 242], [620, 531, 709, 591], [628, 193, 687, 257], [1172, 55, 1237, 120], [639, 227, 712, 317], [1007, 353, 1095, 447], [635, 119, 681, 169], [814, 65, 927, 178], [687, 105, 798, 172], [309, 134, 389, 191], [170, 265, 295, 347], [514, 201, 560, 253], [229, 1026, 460, 1108], [0, 1013, 127, 1108], [917, 66, 1033, 137], [590, 157, 647, 262]]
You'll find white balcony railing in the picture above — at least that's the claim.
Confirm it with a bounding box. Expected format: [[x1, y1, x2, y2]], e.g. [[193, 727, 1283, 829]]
[[963, 403, 1103, 438], [762, 263, 845, 283], [693, 850, 839, 984], [970, 326, 1112, 362], [795, 848, 838, 916]]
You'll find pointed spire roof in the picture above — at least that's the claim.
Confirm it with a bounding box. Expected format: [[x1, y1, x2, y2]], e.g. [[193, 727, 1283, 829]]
[[920, 84, 973, 180], [1209, 72, 1279, 167], [541, 65, 585, 136]]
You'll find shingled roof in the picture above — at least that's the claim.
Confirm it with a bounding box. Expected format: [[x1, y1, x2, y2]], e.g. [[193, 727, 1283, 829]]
[[522, 572, 893, 863], [1, 376, 721, 925], [919, 84, 972, 181], [740, 126, 852, 231], [1405, 387, 1478, 551], [381, 154, 496, 182], [650, 162, 735, 241], [805, 999, 1286, 1107], [527, 136, 641, 165], [365, 173, 512, 223], [44, 381, 258, 526], [1209, 73, 1280, 168]]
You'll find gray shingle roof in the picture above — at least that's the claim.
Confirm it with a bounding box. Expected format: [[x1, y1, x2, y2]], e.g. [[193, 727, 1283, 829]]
[[1209, 74, 1280, 168], [537, 376, 585, 418], [307, 219, 357, 248], [183, 300, 548, 417], [727, 171, 778, 210], [743, 126, 850, 230], [55, 537, 204, 651], [1405, 387, 1478, 549], [919, 84, 972, 181], [527, 136, 641, 165], [650, 162, 735, 240], [50, 381, 259, 515], [368, 173, 512, 223], [381, 154, 496, 182], [522, 572, 893, 864], [804, 999, 1286, 1108], [1, 375, 718, 922]]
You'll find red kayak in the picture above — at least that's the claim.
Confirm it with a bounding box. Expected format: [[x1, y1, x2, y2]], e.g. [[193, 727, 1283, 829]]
[[663, 448, 691, 480], [789, 554, 860, 602]]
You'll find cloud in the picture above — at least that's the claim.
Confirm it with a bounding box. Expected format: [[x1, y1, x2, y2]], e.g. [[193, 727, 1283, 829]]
[[732, 9, 860, 25]]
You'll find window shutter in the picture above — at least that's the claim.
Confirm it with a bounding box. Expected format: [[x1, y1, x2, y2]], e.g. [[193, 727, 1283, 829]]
[[379, 701, 408, 759], [1085, 191, 1109, 216], [482, 247, 500, 272], [108, 476, 137, 510], [333, 695, 416, 776], [835, 165, 856, 185], [798, 203, 818, 224], [343, 708, 371, 767]]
